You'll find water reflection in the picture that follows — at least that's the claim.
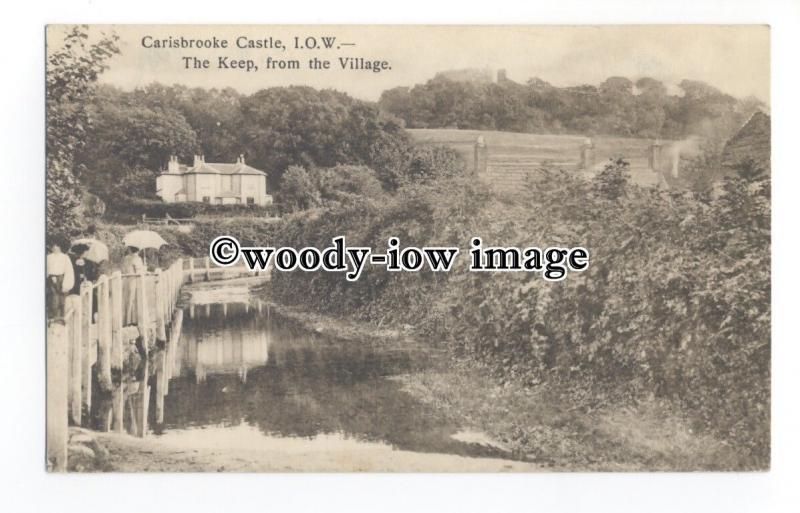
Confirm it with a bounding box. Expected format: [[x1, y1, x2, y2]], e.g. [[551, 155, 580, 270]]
[[181, 302, 268, 383], [161, 297, 519, 462]]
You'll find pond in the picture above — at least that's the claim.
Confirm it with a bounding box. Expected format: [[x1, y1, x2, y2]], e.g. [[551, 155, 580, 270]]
[[150, 278, 527, 469]]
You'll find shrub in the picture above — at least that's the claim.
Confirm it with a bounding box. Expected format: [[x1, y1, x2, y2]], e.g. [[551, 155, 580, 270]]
[[102, 193, 278, 223], [268, 161, 770, 466]]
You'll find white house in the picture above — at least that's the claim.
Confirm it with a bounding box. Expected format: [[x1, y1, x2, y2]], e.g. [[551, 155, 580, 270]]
[[156, 154, 272, 206]]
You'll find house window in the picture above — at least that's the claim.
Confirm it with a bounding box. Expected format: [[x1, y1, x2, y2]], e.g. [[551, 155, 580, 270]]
[[202, 196, 211, 203], [246, 197, 255, 205], [215, 198, 223, 205], [234, 198, 241, 204]]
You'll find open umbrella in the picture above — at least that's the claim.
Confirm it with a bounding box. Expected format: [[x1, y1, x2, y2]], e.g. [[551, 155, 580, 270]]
[[123, 230, 168, 250], [70, 238, 109, 263]]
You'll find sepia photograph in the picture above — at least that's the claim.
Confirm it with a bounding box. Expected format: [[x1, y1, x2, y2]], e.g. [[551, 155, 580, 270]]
[[44, 24, 771, 473]]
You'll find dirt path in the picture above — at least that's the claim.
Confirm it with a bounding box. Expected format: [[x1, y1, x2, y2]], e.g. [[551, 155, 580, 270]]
[[92, 429, 540, 472]]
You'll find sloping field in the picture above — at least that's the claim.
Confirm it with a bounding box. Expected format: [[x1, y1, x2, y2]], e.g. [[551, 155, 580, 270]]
[[409, 128, 673, 191]]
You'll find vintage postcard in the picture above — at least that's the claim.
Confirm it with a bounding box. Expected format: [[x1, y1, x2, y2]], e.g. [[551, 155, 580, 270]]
[[45, 25, 770, 472]]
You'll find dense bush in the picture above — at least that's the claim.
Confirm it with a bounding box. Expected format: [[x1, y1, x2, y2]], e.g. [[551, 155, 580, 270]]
[[280, 164, 387, 214], [173, 217, 281, 257], [268, 160, 770, 466], [270, 176, 488, 317], [102, 193, 278, 223]]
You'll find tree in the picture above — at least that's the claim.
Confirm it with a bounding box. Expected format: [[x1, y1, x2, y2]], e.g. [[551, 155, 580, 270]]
[[240, 87, 356, 188], [339, 102, 412, 190], [379, 72, 757, 140], [240, 86, 412, 190], [46, 25, 119, 234], [378, 87, 413, 126], [673, 80, 738, 138], [279, 166, 321, 213], [75, 85, 200, 198], [633, 77, 668, 137], [132, 84, 245, 162]]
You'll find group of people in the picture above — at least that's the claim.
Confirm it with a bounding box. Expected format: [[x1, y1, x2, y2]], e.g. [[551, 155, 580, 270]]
[[46, 231, 148, 325]]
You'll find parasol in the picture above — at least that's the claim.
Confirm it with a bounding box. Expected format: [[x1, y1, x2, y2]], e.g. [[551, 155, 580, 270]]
[[122, 230, 168, 250], [70, 238, 109, 263]]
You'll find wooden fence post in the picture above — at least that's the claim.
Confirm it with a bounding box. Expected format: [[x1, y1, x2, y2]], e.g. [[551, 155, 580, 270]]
[[136, 272, 149, 437], [172, 265, 176, 304], [167, 309, 183, 384], [155, 349, 166, 425], [80, 281, 93, 423], [205, 257, 211, 281], [67, 295, 82, 426], [188, 258, 194, 283], [47, 321, 69, 472], [154, 269, 167, 425], [96, 275, 112, 394], [154, 270, 167, 343], [176, 259, 181, 296], [166, 267, 173, 317], [110, 272, 124, 433]]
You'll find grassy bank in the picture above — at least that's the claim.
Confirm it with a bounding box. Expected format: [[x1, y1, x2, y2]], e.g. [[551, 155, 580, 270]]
[[260, 293, 748, 470], [264, 168, 769, 469]]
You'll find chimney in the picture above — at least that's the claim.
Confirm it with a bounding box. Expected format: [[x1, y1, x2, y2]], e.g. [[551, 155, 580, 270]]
[[167, 155, 180, 173], [237, 154, 245, 165], [649, 139, 662, 170], [580, 138, 595, 171], [193, 154, 204, 167]]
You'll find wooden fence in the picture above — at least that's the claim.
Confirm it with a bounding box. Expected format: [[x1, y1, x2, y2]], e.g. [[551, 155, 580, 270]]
[[46, 259, 185, 472], [183, 256, 271, 283], [139, 215, 195, 226], [46, 255, 271, 471]]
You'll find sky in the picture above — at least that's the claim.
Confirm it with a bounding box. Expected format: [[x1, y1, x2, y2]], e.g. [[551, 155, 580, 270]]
[[49, 25, 770, 103]]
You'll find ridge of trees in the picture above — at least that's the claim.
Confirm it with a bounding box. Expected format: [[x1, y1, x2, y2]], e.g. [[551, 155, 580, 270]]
[[378, 73, 767, 140]]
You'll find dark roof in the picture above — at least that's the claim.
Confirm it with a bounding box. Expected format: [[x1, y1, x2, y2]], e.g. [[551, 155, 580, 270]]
[[721, 111, 771, 171], [183, 162, 267, 176]]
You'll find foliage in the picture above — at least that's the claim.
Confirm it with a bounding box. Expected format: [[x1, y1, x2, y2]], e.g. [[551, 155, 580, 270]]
[[102, 193, 277, 223], [317, 165, 385, 203], [238, 86, 411, 190], [671, 140, 726, 203], [46, 25, 119, 235], [269, 175, 489, 320], [115, 165, 160, 199], [131, 83, 245, 162], [280, 166, 322, 213], [402, 145, 465, 185], [280, 164, 392, 214], [76, 83, 414, 198], [77, 85, 199, 196], [592, 158, 631, 200], [379, 74, 765, 140], [268, 155, 770, 466], [170, 218, 281, 258]]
